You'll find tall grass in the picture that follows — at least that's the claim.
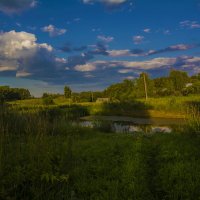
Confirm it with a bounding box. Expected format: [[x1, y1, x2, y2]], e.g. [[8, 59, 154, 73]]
[[1, 103, 200, 199], [186, 105, 200, 134]]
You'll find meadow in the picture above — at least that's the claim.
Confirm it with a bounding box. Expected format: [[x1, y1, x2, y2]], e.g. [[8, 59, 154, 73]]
[[0, 95, 200, 199]]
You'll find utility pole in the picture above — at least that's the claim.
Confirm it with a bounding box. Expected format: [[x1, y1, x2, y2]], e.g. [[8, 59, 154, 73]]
[[143, 73, 148, 101], [91, 91, 94, 102]]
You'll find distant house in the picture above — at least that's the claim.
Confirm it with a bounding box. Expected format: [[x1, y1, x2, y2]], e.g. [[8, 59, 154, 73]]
[[96, 98, 110, 103], [186, 83, 193, 88]]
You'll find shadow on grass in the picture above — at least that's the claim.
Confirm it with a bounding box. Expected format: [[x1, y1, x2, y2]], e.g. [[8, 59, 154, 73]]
[[90, 100, 151, 118], [185, 101, 200, 112]]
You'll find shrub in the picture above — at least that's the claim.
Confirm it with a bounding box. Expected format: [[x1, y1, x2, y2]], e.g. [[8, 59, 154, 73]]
[[42, 97, 55, 105]]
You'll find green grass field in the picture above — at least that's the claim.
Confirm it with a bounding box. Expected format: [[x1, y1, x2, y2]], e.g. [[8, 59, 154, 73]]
[[9, 95, 200, 118], [1, 96, 200, 199], [1, 118, 200, 199]]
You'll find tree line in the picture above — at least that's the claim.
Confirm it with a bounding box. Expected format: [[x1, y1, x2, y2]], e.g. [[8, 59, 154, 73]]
[[63, 70, 200, 102], [0, 86, 31, 104], [1, 70, 200, 104]]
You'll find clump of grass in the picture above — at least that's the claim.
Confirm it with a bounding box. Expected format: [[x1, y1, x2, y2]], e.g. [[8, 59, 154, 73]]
[[186, 105, 200, 134]]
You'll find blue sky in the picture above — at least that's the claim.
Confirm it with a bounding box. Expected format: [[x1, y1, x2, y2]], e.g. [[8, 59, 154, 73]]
[[0, 0, 200, 96]]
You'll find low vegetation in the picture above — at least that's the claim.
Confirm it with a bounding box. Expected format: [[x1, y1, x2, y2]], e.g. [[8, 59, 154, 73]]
[[0, 70, 200, 199], [0, 105, 200, 199]]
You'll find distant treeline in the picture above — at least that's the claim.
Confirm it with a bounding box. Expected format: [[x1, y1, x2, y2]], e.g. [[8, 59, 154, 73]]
[[70, 70, 200, 102], [103, 70, 200, 101], [0, 86, 31, 103], [1, 70, 200, 103]]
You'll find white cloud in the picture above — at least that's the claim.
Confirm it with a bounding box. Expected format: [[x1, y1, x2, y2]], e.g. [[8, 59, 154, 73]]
[[83, 0, 127, 6], [73, 56, 200, 73], [55, 57, 67, 64], [125, 76, 135, 80], [120, 57, 176, 69], [16, 71, 32, 77], [133, 35, 144, 44], [0, 31, 65, 78], [118, 69, 133, 73], [143, 28, 151, 33], [42, 25, 67, 37], [97, 35, 114, 43], [108, 50, 132, 57], [0, 31, 52, 69], [108, 49, 144, 57], [180, 20, 200, 29], [74, 63, 97, 72]]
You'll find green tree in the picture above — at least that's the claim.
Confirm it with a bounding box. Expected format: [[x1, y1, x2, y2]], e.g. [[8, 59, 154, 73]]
[[104, 79, 136, 102], [154, 77, 174, 96], [64, 86, 72, 98], [169, 70, 189, 91], [0, 86, 31, 101]]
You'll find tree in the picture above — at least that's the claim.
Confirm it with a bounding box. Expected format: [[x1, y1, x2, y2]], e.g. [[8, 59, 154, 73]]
[[0, 86, 31, 101], [104, 79, 136, 102], [64, 86, 72, 98], [182, 81, 200, 95], [169, 70, 189, 91], [154, 77, 174, 96]]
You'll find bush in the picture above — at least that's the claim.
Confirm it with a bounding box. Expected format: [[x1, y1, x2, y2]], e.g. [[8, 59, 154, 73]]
[[42, 97, 54, 105]]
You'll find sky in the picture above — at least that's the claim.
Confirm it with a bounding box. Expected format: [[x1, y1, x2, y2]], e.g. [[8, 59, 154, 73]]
[[0, 0, 200, 96]]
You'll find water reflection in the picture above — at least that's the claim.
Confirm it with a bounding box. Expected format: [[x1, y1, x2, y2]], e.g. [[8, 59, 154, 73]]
[[79, 120, 175, 134]]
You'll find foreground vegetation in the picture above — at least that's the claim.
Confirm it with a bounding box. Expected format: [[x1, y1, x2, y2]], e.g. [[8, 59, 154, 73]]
[[0, 104, 200, 199]]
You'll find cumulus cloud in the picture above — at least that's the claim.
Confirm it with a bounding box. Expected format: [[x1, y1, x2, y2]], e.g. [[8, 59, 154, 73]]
[[133, 35, 144, 44], [2, 31, 198, 85], [42, 25, 67, 37], [0, 0, 37, 14], [0, 31, 66, 80], [97, 35, 114, 43]]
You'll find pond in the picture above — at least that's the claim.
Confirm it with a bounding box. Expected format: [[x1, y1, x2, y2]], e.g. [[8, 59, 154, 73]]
[[78, 116, 186, 134]]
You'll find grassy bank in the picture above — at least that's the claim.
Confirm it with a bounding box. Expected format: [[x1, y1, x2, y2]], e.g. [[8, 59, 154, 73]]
[[9, 95, 200, 118]]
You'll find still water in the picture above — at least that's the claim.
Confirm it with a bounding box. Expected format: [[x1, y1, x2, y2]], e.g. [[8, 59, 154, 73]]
[[78, 116, 186, 134]]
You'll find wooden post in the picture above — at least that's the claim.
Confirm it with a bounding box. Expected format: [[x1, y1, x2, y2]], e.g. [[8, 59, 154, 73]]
[[91, 91, 94, 102], [143, 73, 148, 100]]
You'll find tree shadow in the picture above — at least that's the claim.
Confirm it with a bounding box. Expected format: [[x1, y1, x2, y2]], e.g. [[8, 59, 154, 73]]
[[93, 100, 151, 118], [185, 101, 200, 112]]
